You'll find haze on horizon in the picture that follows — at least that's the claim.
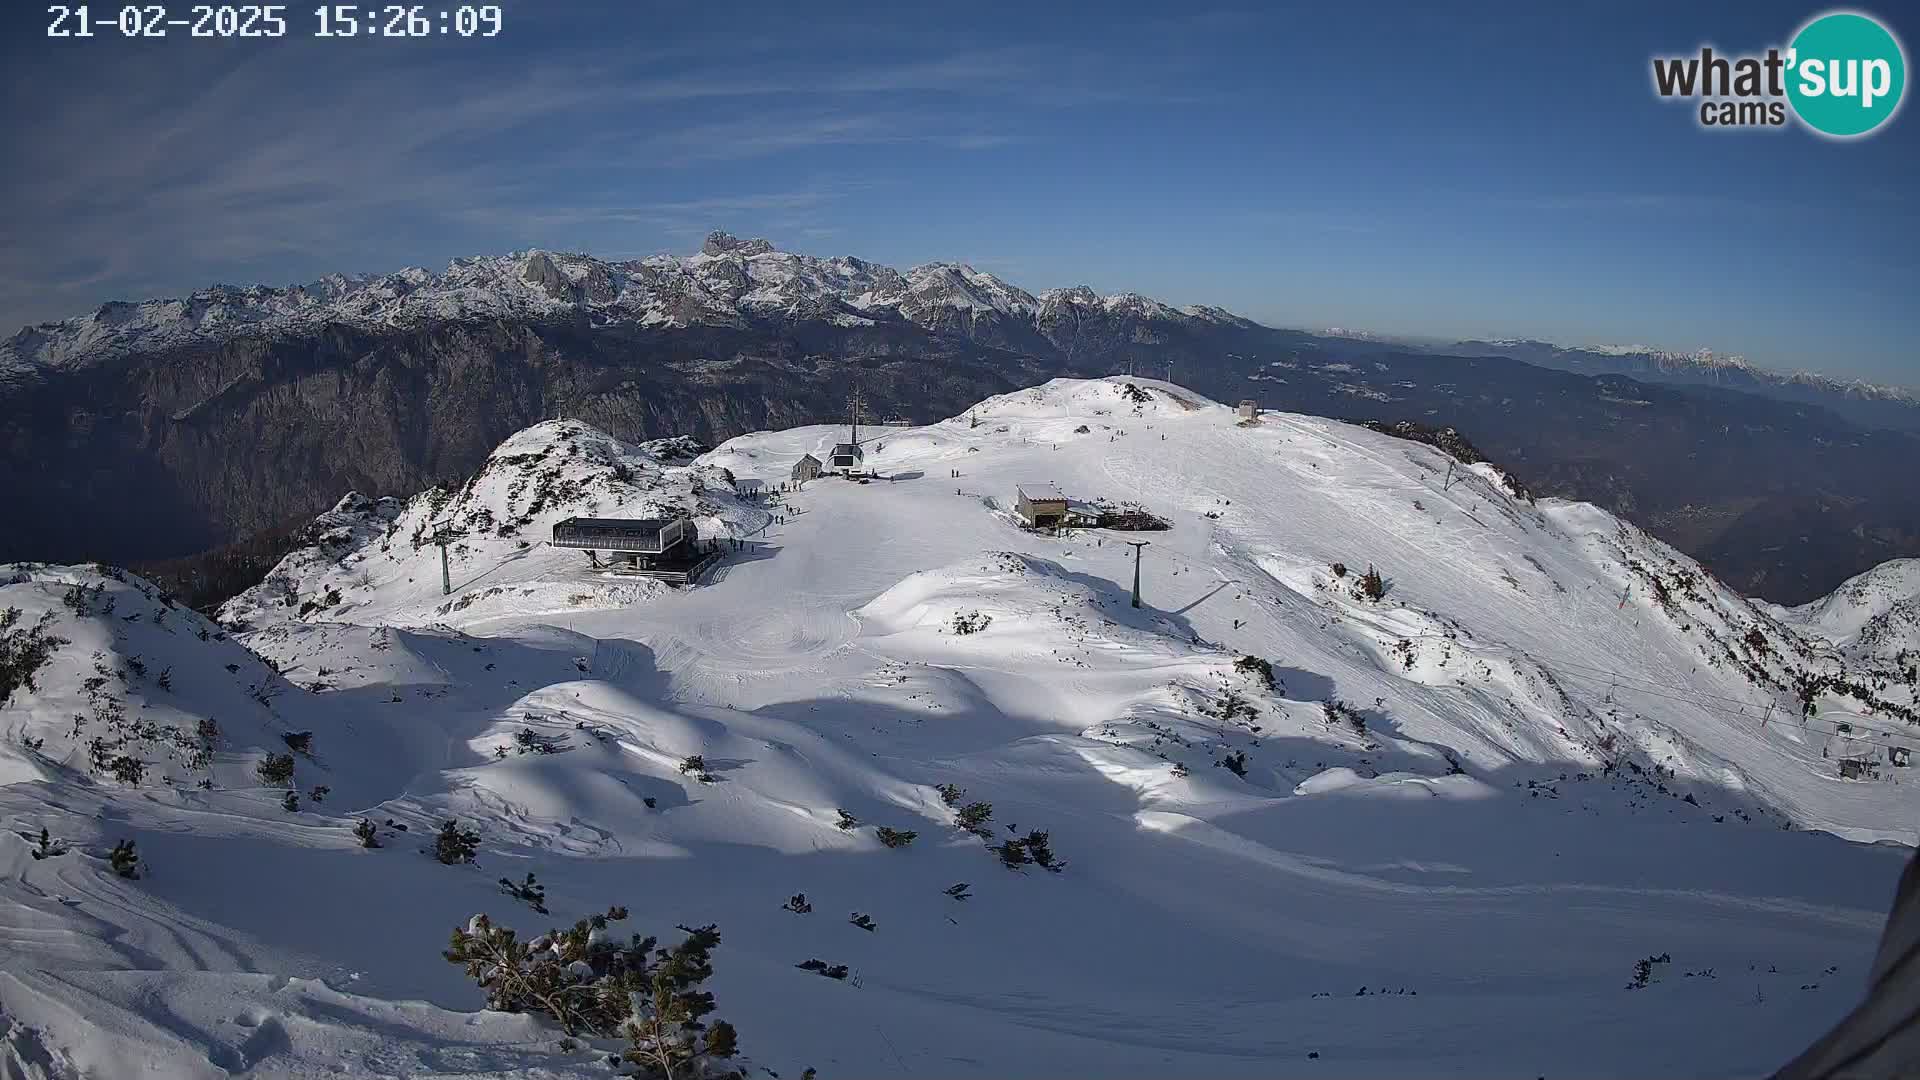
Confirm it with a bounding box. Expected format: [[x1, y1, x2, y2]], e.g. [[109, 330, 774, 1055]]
[[1, 0, 1914, 383]]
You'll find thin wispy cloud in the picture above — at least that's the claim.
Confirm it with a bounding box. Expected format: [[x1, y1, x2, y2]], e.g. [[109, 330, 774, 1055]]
[[0, 10, 1173, 329]]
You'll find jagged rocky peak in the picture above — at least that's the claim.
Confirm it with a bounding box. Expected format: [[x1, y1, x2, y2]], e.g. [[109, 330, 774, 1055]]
[[700, 230, 776, 258], [518, 250, 571, 301]]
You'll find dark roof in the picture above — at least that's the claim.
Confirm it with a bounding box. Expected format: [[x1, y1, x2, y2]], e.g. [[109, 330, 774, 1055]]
[[829, 442, 863, 457], [560, 516, 680, 531]]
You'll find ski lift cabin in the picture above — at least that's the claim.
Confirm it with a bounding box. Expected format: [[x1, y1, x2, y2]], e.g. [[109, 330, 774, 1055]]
[[829, 443, 864, 473]]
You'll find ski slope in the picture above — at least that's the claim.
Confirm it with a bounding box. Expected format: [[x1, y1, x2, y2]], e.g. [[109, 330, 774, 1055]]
[[4, 377, 1918, 1079]]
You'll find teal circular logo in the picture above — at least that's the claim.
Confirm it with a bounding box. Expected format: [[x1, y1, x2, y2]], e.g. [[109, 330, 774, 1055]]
[[1787, 11, 1906, 137]]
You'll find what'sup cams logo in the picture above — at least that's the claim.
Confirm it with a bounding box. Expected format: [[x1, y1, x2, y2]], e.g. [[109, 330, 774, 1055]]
[[1652, 10, 1906, 137]]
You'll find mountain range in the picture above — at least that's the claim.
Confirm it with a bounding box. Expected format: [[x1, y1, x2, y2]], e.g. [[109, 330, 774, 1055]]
[[2, 231, 1916, 606]]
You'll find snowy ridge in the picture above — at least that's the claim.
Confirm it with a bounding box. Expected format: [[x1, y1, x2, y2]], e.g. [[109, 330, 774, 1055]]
[[3, 377, 1917, 1078], [218, 420, 767, 632], [0, 233, 1253, 379], [1778, 559, 1920, 663]]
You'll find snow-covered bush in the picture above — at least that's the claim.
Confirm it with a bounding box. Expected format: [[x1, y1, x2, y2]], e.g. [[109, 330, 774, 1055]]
[[1023, 830, 1063, 871], [848, 912, 876, 932], [435, 820, 481, 865], [1627, 952, 1672, 989], [354, 819, 381, 848], [108, 840, 141, 879], [949, 611, 993, 635], [875, 827, 917, 848], [994, 830, 1064, 872], [445, 909, 738, 1075], [834, 809, 859, 831], [108, 754, 147, 784], [954, 801, 993, 838], [782, 893, 812, 914], [256, 752, 296, 787], [1234, 655, 1278, 692], [935, 782, 965, 807], [0, 607, 67, 707], [1323, 700, 1368, 737]]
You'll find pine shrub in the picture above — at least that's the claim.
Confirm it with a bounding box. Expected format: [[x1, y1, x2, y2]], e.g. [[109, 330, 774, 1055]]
[[782, 893, 813, 914], [109, 839, 141, 879], [848, 912, 876, 932], [499, 872, 548, 914], [1233, 655, 1278, 691], [281, 791, 300, 812], [1022, 830, 1064, 872], [954, 801, 993, 837], [445, 908, 739, 1075], [835, 809, 859, 831], [875, 827, 917, 848], [1627, 952, 1672, 990], [935, 782, 965, 807], [256, 752, 296, 787], [0, 608, 68, 708], [354, 819, 381, 848], [27, 827, 67, 860], [435, 820, 481, 865]]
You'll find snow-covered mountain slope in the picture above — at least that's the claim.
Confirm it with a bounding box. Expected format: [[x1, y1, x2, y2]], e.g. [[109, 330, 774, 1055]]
[[4, 378, 1917, 1079], [217, 420, 767, 631], [1776, 559, 1920, 664], [0, 232, 1252, 382]]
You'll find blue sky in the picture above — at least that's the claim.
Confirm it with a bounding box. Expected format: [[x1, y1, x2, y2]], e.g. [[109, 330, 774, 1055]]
[[2, 1, 1915, 382]]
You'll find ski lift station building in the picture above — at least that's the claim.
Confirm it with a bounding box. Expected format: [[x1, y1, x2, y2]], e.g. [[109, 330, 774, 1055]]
[[551, 515, 692, 566], [1016, 484, 1071, 527], [791, 453, 823, 483]]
